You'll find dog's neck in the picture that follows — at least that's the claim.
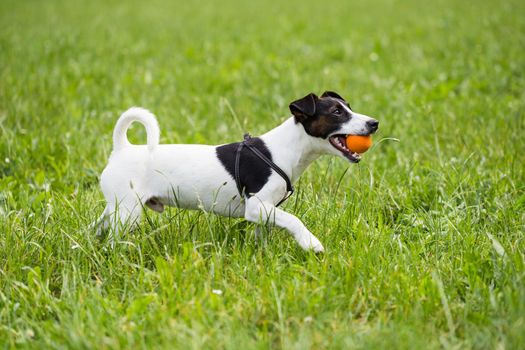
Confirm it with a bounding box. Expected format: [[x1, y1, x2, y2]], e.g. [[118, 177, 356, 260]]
[[261, 117, 325, 183]]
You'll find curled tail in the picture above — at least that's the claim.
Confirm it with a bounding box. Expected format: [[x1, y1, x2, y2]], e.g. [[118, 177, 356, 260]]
[[112, 107, 160, 152]]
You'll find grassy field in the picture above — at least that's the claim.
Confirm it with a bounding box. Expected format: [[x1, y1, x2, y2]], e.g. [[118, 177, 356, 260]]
[[1, 0, 524, 348]]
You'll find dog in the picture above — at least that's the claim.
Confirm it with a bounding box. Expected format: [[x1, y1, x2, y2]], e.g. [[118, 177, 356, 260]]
[[94, 91, 379, 252]]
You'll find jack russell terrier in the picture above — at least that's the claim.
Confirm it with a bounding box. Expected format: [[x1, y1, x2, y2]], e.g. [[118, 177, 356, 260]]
[[95, 91, 379, 252]]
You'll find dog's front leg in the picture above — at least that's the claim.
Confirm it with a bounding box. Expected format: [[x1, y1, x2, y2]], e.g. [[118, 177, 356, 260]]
[[253, 223, 272, 244], [254, 225, 263, 241], [244, 198, 324, 252]]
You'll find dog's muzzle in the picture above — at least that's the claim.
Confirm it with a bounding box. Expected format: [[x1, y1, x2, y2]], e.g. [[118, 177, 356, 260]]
[[329, 135, 362, 163], [329, 119, 379, 163]]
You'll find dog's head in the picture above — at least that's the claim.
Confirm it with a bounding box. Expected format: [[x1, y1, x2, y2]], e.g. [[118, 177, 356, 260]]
[[290, 91, 379, 163]]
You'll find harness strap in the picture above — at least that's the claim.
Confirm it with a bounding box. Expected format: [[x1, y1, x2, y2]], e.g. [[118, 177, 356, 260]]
[[234, 141, 244, 196], [234, 133, 294, 207]]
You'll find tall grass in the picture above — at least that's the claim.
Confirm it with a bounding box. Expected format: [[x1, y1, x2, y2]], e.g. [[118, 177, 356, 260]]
[[1, 0, 524, 348]]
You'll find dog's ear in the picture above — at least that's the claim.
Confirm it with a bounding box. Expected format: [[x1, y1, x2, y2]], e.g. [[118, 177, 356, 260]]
[[321, 91, 346, 101], [322, 91, 351, 108], [290, 93, 318, 122]]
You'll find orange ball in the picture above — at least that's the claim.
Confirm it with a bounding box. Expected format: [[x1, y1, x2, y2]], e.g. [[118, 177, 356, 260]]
[[346, 135, 372, 153]]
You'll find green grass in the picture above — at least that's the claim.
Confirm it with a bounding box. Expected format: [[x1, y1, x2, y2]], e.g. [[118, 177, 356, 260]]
[[1, 0, 524, 348]]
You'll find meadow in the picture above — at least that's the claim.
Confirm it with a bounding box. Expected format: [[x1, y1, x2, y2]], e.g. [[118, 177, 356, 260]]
[[1, 0, 524, 348]]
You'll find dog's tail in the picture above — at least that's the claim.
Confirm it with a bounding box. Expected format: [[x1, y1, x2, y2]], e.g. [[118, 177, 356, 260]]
[[112, 107, 160, 152]]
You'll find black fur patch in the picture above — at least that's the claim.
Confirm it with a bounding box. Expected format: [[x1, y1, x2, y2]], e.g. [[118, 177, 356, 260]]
[[216, 137, 272, 196]]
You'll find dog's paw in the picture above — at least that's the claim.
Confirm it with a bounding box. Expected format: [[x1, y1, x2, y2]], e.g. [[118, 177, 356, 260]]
[[312, 242, 325, 253], [298, 234, 324, 253]]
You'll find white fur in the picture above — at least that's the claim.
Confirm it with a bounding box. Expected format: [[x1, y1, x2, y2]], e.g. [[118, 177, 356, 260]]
[[113, 107, 159, 151], [96, 106, 374, 251], [339, 103, 376, 137]]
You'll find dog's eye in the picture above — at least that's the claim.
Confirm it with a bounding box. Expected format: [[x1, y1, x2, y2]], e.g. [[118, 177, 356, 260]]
[[333, 108, 342, 115]]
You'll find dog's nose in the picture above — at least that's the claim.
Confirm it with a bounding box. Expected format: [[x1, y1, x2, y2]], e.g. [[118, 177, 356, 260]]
[[367, 119, 379, 132]]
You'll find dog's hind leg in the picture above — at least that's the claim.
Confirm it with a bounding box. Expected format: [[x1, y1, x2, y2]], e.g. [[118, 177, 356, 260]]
[[104, 196, 143, 247], [89, 207, 110, 237]]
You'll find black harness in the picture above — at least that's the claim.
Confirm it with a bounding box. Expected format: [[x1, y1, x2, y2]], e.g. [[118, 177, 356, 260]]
[[234, 133, 294, 207]]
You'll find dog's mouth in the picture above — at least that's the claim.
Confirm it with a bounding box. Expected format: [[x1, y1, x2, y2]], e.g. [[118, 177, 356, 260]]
[[329, 135, 361, 163]]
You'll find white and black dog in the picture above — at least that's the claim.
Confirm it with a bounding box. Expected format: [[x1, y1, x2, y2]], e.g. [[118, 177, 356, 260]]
[[95, 91, 378, 252]]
